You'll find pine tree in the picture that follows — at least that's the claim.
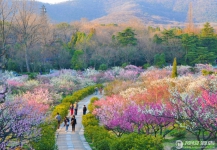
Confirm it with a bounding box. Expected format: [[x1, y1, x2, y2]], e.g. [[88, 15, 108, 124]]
[[171, 57, 178, 78]]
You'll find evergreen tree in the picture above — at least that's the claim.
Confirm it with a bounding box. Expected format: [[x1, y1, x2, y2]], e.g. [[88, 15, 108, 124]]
[[171, 57, 178, 78], [71, 50, 84, 70], [201, 22, 214, 38], [154, 53, 166, 68], [116, 27, 137, 46]]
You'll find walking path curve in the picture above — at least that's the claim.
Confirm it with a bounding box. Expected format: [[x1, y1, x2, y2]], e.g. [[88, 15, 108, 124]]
[[56, 93, 103, 150]]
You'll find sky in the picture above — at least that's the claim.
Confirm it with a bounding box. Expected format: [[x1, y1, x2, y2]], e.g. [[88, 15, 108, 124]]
[[36, 0, 69, 4]]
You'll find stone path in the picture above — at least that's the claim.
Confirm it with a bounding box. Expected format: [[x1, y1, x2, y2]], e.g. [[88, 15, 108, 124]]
[[56, 93, 103, 150]]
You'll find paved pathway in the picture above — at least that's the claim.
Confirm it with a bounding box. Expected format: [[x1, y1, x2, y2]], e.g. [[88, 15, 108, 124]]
[[56, 93, 103, 150]]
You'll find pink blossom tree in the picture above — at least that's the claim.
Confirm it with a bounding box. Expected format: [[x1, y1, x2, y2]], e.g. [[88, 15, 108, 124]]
[[170, 89, 217, 147]]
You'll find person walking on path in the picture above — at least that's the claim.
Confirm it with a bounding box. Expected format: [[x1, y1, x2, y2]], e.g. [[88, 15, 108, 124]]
[[63, 117, 70, 132], [55, 113, 61, 129], [83, 105, 87, 115], [70, 103, 74, 115], [71, 115, 77, 132], [74, 102, 78, 115], [99, 87, 103, 94], [94, 87, 98, 95]]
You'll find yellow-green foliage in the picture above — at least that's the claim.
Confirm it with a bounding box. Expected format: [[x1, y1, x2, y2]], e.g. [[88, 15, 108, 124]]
[[88, 97, 99, 113], [202, 69, 216, 76], [109, 133, 163, 150], [82, 113, 99, 127], [51, 102, 70, 118], [171, 57, 178, 78], [62, 85, 95, 103], [31, 121, 57, 150]]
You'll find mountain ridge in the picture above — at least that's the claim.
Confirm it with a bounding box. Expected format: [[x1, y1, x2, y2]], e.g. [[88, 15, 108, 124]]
[[36, 0, 217, 24]]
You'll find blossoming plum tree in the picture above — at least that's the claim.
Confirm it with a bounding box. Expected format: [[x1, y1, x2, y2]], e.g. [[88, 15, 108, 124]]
[[0, 98, 48, 149]]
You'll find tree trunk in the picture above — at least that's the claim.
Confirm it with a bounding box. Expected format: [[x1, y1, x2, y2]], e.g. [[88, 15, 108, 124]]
[[24, 45, 30, 72]]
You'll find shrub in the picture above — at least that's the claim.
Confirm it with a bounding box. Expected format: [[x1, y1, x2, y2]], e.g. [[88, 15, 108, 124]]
[[27, 73, 38, 80], [88, 97, 99, 113], [62, 85, 96, 103], [170, 128, 187, 139], [52, 102, 70, 119], [202, 69, 215, 76], [31, 121, 57, 150], [94, 138, 111, 150], [121, 62, 129, 68], [82, 113, 99, 127], [110, 133, 163, 150], [99, 64, 108, 70], [143, 63, 151, 69]]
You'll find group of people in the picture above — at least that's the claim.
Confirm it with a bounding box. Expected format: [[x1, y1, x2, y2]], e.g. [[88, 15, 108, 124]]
[[70, 102, 87, 116], [63, 115, 77, 132], [94, 86, 103, 95], [55, 113, 77, 132], [55, 102, 88, 132]]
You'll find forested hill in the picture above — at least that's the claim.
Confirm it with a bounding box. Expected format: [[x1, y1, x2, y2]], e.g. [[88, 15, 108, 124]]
[[38, 0, 217, 24]]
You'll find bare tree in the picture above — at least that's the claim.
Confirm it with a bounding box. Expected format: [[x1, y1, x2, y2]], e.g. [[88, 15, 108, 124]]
[[0, 0, 17, 69], [13, 0, 41, 72]]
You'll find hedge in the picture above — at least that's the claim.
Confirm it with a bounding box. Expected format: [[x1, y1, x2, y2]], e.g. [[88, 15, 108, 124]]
[[87, 97, 99, 113], [31, 121, 57, 150]]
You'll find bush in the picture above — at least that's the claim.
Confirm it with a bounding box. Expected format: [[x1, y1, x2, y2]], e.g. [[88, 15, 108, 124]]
[[99, 64, 108, 71], [52, 102, 70, 119], [170, 128, 187, 139], [88, 97, 99, 113], [27, 72, 38, 80], [62, 85, 96, 103], [94, 138, 111, 150], [121, 62, 129, 68], [84, 126, 111, 143], [143, 63, 151, 69], [82, 113, 99, 127], [31, 121, 57, 150], [202, 69, 215, 76], [110, 133, 163, 150]]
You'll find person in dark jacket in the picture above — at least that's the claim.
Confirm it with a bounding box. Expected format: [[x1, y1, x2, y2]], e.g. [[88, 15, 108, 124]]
[[64, 117, 69, 132], [83, 105, 87, 115], [71, 115, 77, 132]]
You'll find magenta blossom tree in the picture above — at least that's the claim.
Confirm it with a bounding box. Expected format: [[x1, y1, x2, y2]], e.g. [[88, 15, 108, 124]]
[[93, 95, 175, 137]]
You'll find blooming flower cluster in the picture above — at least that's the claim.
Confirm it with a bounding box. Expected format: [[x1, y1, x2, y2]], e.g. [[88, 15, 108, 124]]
[[93, 66, 217, 141]]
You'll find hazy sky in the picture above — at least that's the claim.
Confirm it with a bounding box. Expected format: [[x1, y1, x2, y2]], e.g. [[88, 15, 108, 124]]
[[36, 0, 68, 4]]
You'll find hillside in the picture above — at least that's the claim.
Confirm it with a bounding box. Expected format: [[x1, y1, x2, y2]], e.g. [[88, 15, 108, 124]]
[[37, 0, 217, 24]]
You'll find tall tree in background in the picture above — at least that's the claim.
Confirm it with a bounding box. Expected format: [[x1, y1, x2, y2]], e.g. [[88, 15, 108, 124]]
[[14, 0, 40, 72], [0, 0, 17, 69], [184, 2, 195, 34]]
